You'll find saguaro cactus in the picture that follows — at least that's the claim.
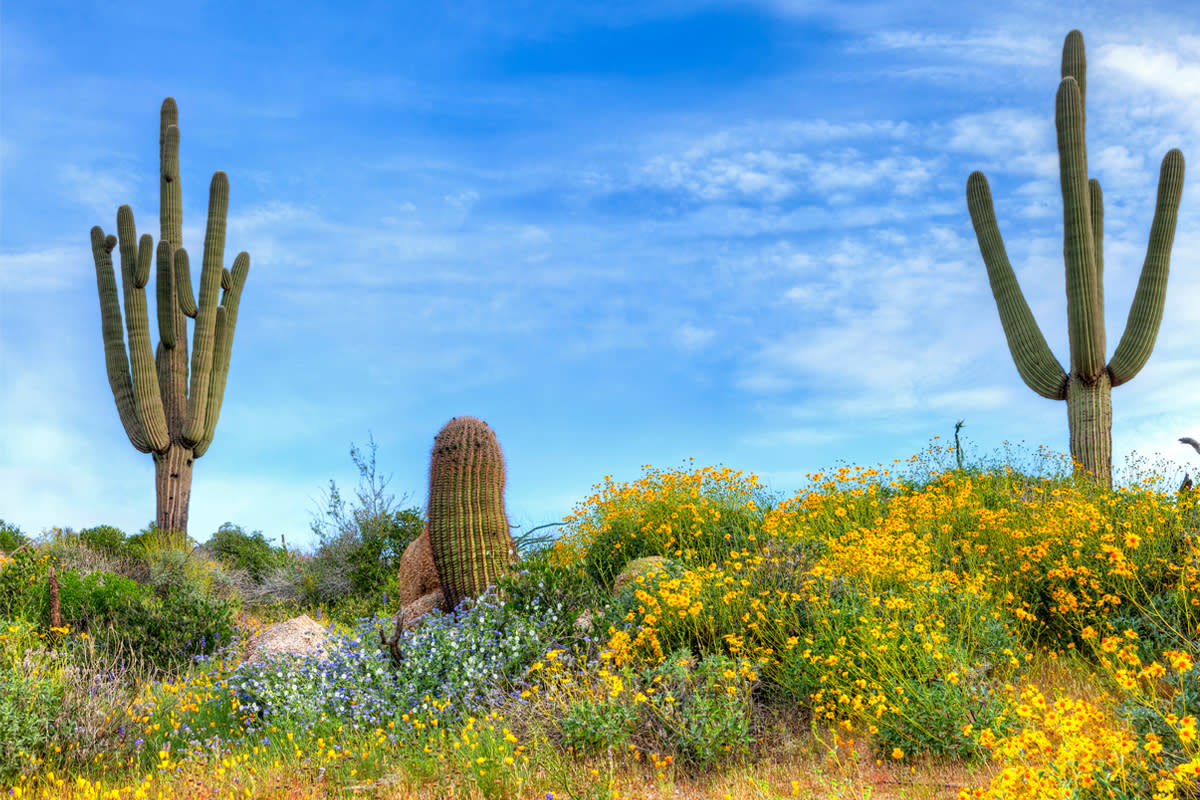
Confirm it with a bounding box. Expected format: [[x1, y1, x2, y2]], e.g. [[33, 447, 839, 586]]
[[426, 417, 516, 610], [89, 98, 250, 534], [966, 30, 1185, 486]]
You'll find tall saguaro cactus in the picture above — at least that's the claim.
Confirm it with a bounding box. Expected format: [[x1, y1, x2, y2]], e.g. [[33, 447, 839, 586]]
[[426, 417, 516, 610], [966, 30, 1185, 486], [89, 98, 250, 534]]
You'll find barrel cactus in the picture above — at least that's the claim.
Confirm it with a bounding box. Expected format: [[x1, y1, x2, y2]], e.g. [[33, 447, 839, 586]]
[[966, 30, 1185, 487], [426, 416, 516, 610]]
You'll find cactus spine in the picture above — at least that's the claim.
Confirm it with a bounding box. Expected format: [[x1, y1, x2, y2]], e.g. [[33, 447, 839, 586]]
[[426, 417, 516, 610], [966, 30, 1185, 487], [89, 98, 250, 534]]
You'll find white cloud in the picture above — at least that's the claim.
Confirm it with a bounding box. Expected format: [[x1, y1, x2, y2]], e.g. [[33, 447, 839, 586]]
[[639, 125, 937, 206], [674, 323, 714, 351], [867, 30, 1055, 68], [445, 190, 479, 211], [948, 110, 1051, 161], [1098, 42, 1200, 107], [0, 246, 88, 290], [1093, 144, 1144, 180], [58, 164, 138, 222], [519, 225, 550, 244]]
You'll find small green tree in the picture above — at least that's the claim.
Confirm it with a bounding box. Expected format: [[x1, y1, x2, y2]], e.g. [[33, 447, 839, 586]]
[[205, 523, 284, 581], [307, 433, 423, 604], [79, 525, 129, 559], [0, 520, 27, 554]]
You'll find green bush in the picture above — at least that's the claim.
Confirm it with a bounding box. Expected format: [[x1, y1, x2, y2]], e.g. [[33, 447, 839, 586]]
[[89, 581, 235, 675], [206, 523, 285, 582], [78, 524, 130, 559], [639, 651, 756, 770], [561, 694, 639, 755], [37, 570, 150, 633], [0, 520, 27, 554], [493, 546, 609, 647], [0, 625, 66, 781], [306, 434, 423, 607], [0, 546, 48, 622], [583, 518, 669, 592], [32, 564, 237, 675]]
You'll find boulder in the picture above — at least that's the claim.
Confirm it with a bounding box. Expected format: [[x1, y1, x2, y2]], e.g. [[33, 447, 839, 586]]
[[573, 556, 672, 635], [613, 555, 669, 594], [396, 526, 441, 607], [242, 614, 330, 664], [382, 589, 446, 662], [400, 590, 446, 631]]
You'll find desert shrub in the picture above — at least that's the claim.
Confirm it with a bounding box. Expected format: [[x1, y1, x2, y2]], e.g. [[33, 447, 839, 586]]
[[561, 691, 639, 755], [95, 583, 236, 675], [225, 563, 303, 608], [35, 526, 136, 583], [36, 570, 149, 633], [638, 651, 757, 770], [29, 568, 236, 675], [560, 463, 769, 589], [345, 506, 423, 595], [141, 586, 237, 670], [0, 620, 68, 781], [78, 524, 129, 558], [528, 647, 756, 772], [128, 526, 237, 604], [205, 523, 286, 582], [0, 520, 29, 554], [495, 546, 610, 648], [0, 546, 49, 622], [306, 434, 423, 607]]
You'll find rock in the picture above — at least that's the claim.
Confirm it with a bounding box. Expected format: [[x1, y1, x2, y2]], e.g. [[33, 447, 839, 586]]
[[396, 526, 441, 607], [382, 590, 446, 663], [612, 555, 669, 594], [242, 614, 330, 664], [573, 609, 595, 634], [401, 590, 445, 631]]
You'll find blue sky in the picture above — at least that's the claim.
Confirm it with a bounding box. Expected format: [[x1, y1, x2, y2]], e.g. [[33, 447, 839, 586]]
[[4, 1, 1200, 552]]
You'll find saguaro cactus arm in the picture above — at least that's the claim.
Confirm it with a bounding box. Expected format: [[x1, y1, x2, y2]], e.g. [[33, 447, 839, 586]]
[[91, 228, 152, 453], [966, 172, 1069, 400], [1107, 149, 1186, 386], [117, 207, 170, 452], [1056, 76, 1105, 380], [182, 172, 230, 446], [1090, 179, 1104, 311], [192, 250, 248, 458]]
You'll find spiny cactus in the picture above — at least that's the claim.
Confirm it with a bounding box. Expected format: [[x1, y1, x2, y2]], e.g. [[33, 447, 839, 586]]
[[426, 416, 516, 610], [89, 98, 250, 534], [966, 30, 1185, 487]]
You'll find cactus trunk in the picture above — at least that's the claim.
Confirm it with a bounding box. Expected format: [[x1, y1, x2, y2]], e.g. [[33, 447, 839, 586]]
[[1066, 372, 1112, 483], [89, 98, 250, 535], [426, 417, 516, 610], [965, 30, 1184, 487], [154, 443, 195, 535]]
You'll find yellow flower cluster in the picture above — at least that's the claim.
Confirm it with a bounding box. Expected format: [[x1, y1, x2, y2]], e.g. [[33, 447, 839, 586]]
[[552, 460, 765, 565]]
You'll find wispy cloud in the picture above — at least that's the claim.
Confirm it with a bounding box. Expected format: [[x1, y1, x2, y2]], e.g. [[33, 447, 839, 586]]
[[0, 246, 88, 290]]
